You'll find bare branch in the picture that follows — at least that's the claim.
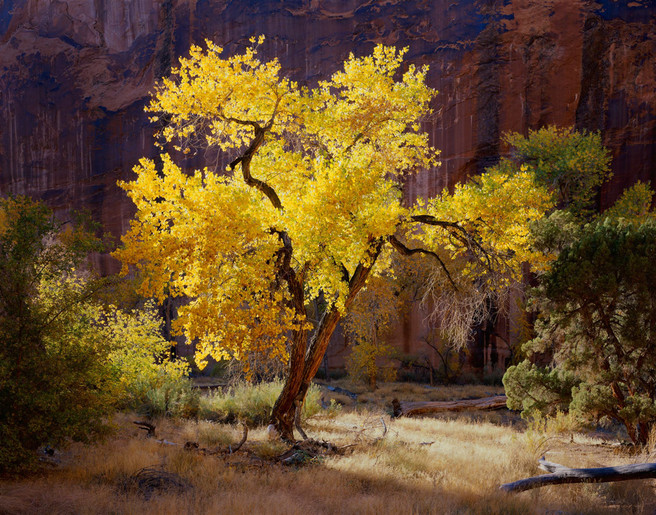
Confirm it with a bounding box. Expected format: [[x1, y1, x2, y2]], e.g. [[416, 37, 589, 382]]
[[388, 235, 457, 291], [410, 214, 494, 271], [228, 423, 248, 453]]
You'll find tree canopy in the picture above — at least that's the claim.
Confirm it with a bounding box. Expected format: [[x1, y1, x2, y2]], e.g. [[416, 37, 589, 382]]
[[505, 217, 656, 444], [503, 126, 611, 217], [116, 39, 553, 439]]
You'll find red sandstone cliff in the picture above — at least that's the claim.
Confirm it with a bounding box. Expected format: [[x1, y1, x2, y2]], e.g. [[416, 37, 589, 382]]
[[1, 0, 654, 253], [1, 0, 654, 372]]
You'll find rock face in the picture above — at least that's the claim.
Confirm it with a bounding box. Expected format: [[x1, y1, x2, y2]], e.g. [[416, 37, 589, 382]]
[[0, 1, 655, 367], [1, 0, 655, 252]]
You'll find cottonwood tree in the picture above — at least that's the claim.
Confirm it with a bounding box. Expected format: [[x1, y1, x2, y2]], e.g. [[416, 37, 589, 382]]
[[503, 126, 611, 218], [115, 39, 552, 439]]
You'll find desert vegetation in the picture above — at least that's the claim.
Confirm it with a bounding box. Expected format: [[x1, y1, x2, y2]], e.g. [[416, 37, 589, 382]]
[[2, 381, 656, 514], [2, 37, 656, 514]]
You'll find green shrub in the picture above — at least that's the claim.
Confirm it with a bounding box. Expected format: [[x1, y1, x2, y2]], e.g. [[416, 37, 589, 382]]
[[139, 379, 200, 419], [0, 197, 192, 472], [0, 197, 112, 473], [199, 380, 323, 426], [505, 219, 656, 444]]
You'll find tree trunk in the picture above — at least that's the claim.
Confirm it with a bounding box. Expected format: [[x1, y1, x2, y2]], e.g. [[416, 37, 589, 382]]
[[269, 322, 308, 441], [269, 240, 384, 440], [270, 308, 341, 440], [500, 457, 656, 493]]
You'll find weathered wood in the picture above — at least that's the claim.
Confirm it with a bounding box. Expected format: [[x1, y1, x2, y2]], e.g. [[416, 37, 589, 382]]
[[392, 395, 507, 418], [133, 420, 156, 437], [500, 457, 656, 493], [228, 423, 248, 453]]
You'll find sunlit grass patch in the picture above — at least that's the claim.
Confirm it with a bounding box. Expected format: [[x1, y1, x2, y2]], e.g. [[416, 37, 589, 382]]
[[199, 380, 323, 426], [2, 384, 655, 514], [181, 420, 240, 447]]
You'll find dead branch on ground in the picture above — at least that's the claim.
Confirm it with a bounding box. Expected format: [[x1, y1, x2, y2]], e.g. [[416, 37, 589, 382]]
[[133, 420, 248, 454], [500, 457, 656, 493], [391, 395, 507, 417]]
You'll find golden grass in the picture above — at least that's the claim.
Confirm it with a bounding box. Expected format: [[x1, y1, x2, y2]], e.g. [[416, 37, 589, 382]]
[[1, 384, 655, 514], [320, 379, 505, 407]]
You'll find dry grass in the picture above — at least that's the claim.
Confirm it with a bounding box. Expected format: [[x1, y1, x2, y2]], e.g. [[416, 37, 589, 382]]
[[1, 383, 655, 514], [318, 379, 504, 406]]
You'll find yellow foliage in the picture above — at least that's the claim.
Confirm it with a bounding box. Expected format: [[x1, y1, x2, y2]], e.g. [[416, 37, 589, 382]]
[[92, 302, 189, 404], [38, 274, 189, 406], [346, 340, 397, 389], [344, 273, 402, 343], [344, 273, 402, 388], [115, 40, 439, 369], [604, 181, 656, 223], [115, 38, 553, 373], [0, 207, 7, 237], [417, 166, 555, 278]]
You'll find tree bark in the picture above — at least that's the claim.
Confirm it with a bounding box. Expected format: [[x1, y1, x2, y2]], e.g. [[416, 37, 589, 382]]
[[270, 306, 343, 440], [269, 325, 309, 440], [269, 240, 383, 440], [500, 457, 656, 493]]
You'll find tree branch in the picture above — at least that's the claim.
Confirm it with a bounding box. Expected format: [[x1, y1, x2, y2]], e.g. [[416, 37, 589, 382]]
[[228, 119, 283, 210], [410, 214, 494, 271], [388, 235, 457, 291]]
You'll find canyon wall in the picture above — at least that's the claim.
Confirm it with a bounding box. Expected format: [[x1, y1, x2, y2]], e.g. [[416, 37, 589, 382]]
[[0, 0, 655, 368], [1, 0, 654, 251]]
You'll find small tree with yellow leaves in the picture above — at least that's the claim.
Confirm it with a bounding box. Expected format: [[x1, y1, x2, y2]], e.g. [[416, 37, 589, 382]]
[[115, 38, 553, 440]]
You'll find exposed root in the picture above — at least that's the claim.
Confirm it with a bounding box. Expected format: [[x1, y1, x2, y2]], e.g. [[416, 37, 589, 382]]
[[278, 416, 389, 466], [278, 439, 344, 466]]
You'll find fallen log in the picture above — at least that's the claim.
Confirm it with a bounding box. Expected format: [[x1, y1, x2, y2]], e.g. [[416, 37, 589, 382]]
[[391, 395, 507, 418], [322, 384, 358, 400], [500, 457, 656, 493]]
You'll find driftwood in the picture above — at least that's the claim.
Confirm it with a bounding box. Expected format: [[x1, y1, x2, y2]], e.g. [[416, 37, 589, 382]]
[[277, 433, 375, 466], [500, 457, 656, 493], [391, 395, 507, 418]]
